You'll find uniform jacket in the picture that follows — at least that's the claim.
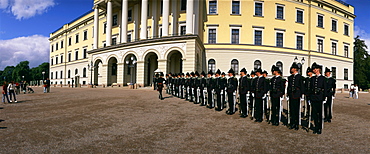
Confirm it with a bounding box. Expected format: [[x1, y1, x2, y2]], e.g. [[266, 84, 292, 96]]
[[239, 76, 250, 95], [270, 76, 285, 98], [287, 73, 305, 99], [326, 77, 336, 97], [227, 76, 238, 93], [250, 77, 257, 93], [214, 77, 221, 93], [199, 77, 206, 89], [304, 77, 312, 100], [254, 76, 268, 98], [206, 77, 214, 91], [309, 75, 327, 102]]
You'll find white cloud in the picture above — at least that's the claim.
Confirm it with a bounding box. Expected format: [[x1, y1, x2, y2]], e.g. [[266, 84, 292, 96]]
[[0, 0, 55, 20], [0, 35, 49, 70], [354, 26, 370, 51]]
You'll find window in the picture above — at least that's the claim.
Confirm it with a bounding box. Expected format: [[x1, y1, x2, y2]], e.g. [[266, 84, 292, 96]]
[[127, 34, 131, 42], [103, 23, 107, 33], [56, 43, 59, 50], [255, 2, 263, 16], [296, 9, 303, 23], [331, 42, 337, 55], [254, 60, 261, 70], [318, 14, 324, 28], [344, 84, 348, 89], [84, 31, 88, 40], [344, 68, 348, 80], [317, 38, 323, 52], [75, 69, 78, 76], [60, 71, 63, 79], [344, 24, 349, 36], [68, 37, 72, 46], [208, 29, 216, 44], [331, 67, 336, 78], [231, 59, 239, 74], [112, 37, 117, 45], [254, 30, 262, 45], [111, 63, 117, 75], [209, 1, 217, 14], [68, 70, 71, 78], [68, 52, 71, 62], [276, 61, 283, 73], [296, 35, 303, 50], [75, 34, 79, 43], [51, 58, 53, 65], [181, 0, 187, 11], [208, 59, 216, 73], [231, 29, 239, 44], [344, 45, 349, 57], [51, 45, 54, 52], [56, 56, 58, 64], [61, 40, 64, 48], [75, 50, 78, 60], [83, 48, 87, 59], [276, 5, 284, 19], [276, 32, 284, 47], [180, 25, 186, 35], [51, 72, 53, 79], [60, 54, 63, 63], [83, 68, 87, 77], [55, 71, 58, 79], [332, 19, 337, 32], [113, 14, 118, 26], [128, 9, 132, 22], [232, 1, 240, 14]]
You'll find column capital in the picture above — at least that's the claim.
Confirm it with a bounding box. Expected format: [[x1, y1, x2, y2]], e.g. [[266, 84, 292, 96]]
[[105, 0, 111, 3], [93, 4, 99, 9]]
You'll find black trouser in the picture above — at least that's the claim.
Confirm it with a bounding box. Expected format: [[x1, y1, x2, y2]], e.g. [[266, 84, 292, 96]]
[[9, 90, 16, 101], [227, 92, 235, 113], [254, 98, 263, 120], [199, 88, 204, 105], [207, 90, 213, 107], [271, 97, 280, 123], [179, 86, 183, 98], [189, 87, 193, 102], [311, 101, 323, 130], [158, 90, 163, 99], [264, 97, 268, 118], [240, 93, 247, 115], [289, 98, 300, 126], [194, 87, 198, 103], [249, 93, 254, 112], [324, 95, 333, 120], [216, 91, 222, 109], [306, 98, 311, 117], [185, 86, 189, 100], [222, 89, 226, 107]]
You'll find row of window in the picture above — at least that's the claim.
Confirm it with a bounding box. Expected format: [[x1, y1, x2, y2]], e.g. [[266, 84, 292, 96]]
[[51, 30, 89, 52], [207, 59, 348, 80], [51, 48, 88, 65], [208, 0, 350, 36], [207, 28, 350, 57], [50, 68, 87, 80]]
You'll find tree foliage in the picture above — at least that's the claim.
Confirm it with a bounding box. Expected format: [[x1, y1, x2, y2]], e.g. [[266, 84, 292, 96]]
[[0, 61, 49, 85], [354, 36, 370, 90]]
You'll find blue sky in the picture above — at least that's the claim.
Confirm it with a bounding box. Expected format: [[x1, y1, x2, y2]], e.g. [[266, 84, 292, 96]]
[[0, 0, 369, 70]]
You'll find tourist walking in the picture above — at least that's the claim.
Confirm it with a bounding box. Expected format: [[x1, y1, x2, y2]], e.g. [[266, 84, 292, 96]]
[[353, 84, 359, 99], [8, 81, 17, 103], [2, 81, 10, 103]]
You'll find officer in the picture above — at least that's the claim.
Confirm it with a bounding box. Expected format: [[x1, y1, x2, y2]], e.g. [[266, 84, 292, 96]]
[[157, 73, 166, 100], [253, 68, 268, 122], [250, 70, 256, 120], [206, 71, 214, 108], [305, 67, 313, 120], [310, 62, 327, 134], [262, 70, 270, 121], [165, 73, 170, 94], [214, 69, 222, 110], [324, 67, 336, 123], [179, 73, 185, 99], [226, 68, 238, 115], [185, 72, 190, 100], [269, 66, 285, 126], [172, 73, 178, 96], [239, 68, 250, 118], [220, 72, 228, 108], [189, 72, 195, 102], [287, 63, 305, 130], [199, 71, 207, 106], [193, 71, 199, 103]]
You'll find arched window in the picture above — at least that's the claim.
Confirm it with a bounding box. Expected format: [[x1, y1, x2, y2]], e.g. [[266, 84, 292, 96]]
[[254, 60, 261, 70], [68, 70, 71, 78], [276, 61, 283, 74], [75, 69, 78, 76], [60, 71, 63, 79], [208, 59, 216, 73], [51, 72, 53, 79], [231, 59, 239, 74], [83, 68, 87, 77], [55, 71, 58, 79]]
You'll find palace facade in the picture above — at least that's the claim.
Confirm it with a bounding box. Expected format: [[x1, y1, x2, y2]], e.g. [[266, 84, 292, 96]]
[[49, 0, 355, 89]]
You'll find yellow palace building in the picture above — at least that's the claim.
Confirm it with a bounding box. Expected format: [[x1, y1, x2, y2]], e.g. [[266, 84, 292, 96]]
[[49, 0, 355, 89]]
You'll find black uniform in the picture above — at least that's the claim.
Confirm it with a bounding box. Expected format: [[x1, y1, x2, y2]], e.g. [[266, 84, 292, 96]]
[[254, 75, 268, 122], [324, 77, 336, 122], [305, 76, 312, 119], [220, 76, 228, 108], [269, 75, 285, 125], [199, 77, 207, 105], [264, 78, 270, 119], [166, 76, 172, 94], [206, 77, 214, 108], [185, 76, 190, 100], [194, 76, 200, 104], [226, 76, 238, 114], [239, 75, 250, 117], [310, 74, 327, 134], [287, 73, 305, 129], [214, 77, 222, 110], [157, 77, 166, 100], [250, 76, 257, 117], [189, 76, 195, 102]]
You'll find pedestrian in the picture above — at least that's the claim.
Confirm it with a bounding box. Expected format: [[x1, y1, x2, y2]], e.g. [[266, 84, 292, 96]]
[[22, 81, 27, 94], [349, 84, 354, 98], [15, 82, 20, 95], [2, 81, 10, 103], [8, 81, 17, 103], [353, 84, 359, 99], [46, 78, 51, 93], [157, 73, 165, 100]]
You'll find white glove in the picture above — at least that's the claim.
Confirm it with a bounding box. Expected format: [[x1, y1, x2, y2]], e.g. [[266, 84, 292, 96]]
[[286, 97, 289, 101], [333, 96, 335, 100], [280, 96, 284, 102], [323, 98, 327, 104], [262, 94, 266, 99], [300, 95, 305, 101], [308, 100, 311, 105], [252, 93, 255, 97], [246, 94, 250, 97]]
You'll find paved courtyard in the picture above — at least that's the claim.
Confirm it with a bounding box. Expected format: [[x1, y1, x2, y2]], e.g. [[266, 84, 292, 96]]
[[0, 87, 369, 153]]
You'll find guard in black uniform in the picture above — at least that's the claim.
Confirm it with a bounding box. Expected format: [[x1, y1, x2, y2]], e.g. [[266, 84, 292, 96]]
[[199, 71, 207, 106], [185, 73, 190, 100], [166, 74, 170, 94], [226, 68, 238, 115], [269, 66, 285, 126], [173, 74, 178, 96], [324, 67, 336, 123], [189, 72, 195, 102], [304, 67, 313, 119], [262, 70, 270, 121], [253, 68, 268, 122], [239, 68, 250, 118], [179, 73, 185, 99], [250, 71, 256, 120], [194, 71, 200, 104], [206, 71, 214, 108], [157, 73, 166, 100], [310, 62, 327, 134], [214, 69, 222, 110], [220, 72, 228, 108], [287, 63, 305, 130]]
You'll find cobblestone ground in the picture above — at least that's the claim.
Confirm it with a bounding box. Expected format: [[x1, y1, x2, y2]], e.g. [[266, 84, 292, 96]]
[[0, 87, 369, 153]]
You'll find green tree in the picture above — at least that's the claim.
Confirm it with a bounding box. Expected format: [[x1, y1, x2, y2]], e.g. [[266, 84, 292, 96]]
[[12, 61, 30, 82], [354, 36, 370, 90], [2, 66, 15, 82]]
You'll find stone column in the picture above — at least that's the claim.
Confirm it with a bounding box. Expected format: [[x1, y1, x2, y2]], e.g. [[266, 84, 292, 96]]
[[121, 0, 128, 43], [172, 0, 178, 35], [93, 5, 99, 49], [152, 0, 158, 37], [117, 63, 124, 85], [106, 0, 112, 46], [186, 0, 194, 34], [158, 59, 167, 75], [136, 61, 145, 87], [101, 64, 108, 86], [140, 0, 148, 40], [162, 0, 170, 36]]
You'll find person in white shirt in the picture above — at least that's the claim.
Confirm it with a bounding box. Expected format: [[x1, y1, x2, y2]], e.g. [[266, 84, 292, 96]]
[[353, 84, 359, 99], [8, 81, 17, 103]]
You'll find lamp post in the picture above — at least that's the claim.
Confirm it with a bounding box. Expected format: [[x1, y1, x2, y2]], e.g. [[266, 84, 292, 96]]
[[294, 56, 305, 74], [42, 71, 45, 86], [22, 75, 24, 82], [126, 56, 137, 85], [88, 61, 96, 87]]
